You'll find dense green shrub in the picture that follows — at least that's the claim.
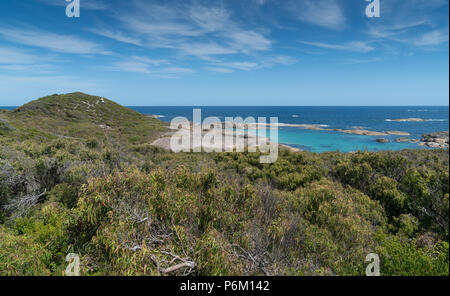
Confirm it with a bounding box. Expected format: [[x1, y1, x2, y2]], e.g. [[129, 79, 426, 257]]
[[0, 227, 52, 276], [0, 93, 448, 276], [376, 234, 449, 276]]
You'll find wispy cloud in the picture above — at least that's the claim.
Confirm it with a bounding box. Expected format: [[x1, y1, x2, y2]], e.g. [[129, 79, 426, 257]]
[[0, 26, 108, 54], [209, 55, 297, 73], [216, 62, 260, 71], [113, 60, 152, 74], [178, 42, 238, 59], [368, 23, 448, 48], [189, 5, 231, 32], [287, 0, 346, 30], [367, 20, 429, 39], [407, 29, 449, 46], [365, 0, 448, 49], [226, 30, 272, 52], [93, 1, 273, 61], [261, 55, 298, 67], [0, 46, 54, 73], [0, 74, 102, 90], [110, 56, 192, 78], [206, 67, 235, 74], [337, 57, 382, 65], [301, 41, 374, 53], [252, 0, 267, 6], [0, 46, 41, 64], [38, 0, 109, 11], [88, 29, 142, 46]]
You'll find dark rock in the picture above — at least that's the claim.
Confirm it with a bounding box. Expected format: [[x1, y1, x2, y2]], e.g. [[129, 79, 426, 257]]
[[376, 138, 390, 143]]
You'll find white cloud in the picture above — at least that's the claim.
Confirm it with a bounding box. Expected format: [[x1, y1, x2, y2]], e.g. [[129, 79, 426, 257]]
[[96, 1, 273, 60], [226, 30, 272, 52], [261, 55, 298, 67], [114, 61, 152, 74], [397, 0, 447, 10], [110, 56, 193, 78], [223, 62, 259, 71], [367, 20, 429, 39], [189, 5, 230, 32], [0, 46, 40, 64], [206, 67, 235, 73], [337, 57, 382, 65], [253, 0, 267, 5], [88, 29, 142, 46], [367, 22, 449, 48], [178, 42, 237, 59], [112, 56, 167, 74], [0, 74, 102, 90], [0, 46, 55, 73], [209, 55, 297, 73], [0, 64, 52, 72], [0, 27, 107, 54], [408, 29, 449, 46], [288, 0, 346, 30], [365, 0, 448, 50], [130, 56, 168, 65], [301, 41, 374, 53], [38, 0, 109, 10], [162, 67, 194, 74]]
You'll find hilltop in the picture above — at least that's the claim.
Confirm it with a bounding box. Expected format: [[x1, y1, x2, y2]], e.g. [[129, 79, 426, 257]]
[[3, 92, 166, 145], [14, 92, 143, 125]]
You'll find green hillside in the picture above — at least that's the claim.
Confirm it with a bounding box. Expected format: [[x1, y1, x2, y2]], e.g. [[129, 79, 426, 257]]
[[0, 93, 448, 276], [3, 92, 165, 144]]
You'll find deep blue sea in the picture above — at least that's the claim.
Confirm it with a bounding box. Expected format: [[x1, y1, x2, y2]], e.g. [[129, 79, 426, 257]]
[[2, 106, 448, 153]]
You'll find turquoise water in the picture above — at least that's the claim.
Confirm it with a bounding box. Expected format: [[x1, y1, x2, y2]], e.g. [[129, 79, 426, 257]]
[[2, 106, 448, 153], [277, 127, 417, 152], [128, 106, 448, 153], [240, 126, 417, 152]]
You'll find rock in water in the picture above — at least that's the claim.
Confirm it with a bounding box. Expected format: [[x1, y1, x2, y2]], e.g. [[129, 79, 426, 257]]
[[395, 137, 410, 143], [420, 131, 449, 149]]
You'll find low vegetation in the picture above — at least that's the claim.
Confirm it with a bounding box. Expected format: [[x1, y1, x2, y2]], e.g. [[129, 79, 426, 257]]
[[0, 93, 448, 276]]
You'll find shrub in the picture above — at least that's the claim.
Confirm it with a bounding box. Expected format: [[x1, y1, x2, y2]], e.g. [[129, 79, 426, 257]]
[[0, 227, 52, 276], [376, 234, 449, 276]]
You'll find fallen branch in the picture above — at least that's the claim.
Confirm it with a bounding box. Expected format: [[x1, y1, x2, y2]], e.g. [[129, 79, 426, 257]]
[[160, 261, 196, 274], [150, 251, 196, 275]]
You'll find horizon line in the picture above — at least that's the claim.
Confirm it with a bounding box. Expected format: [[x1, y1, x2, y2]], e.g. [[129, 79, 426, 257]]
[[1, 105, 449, 108]]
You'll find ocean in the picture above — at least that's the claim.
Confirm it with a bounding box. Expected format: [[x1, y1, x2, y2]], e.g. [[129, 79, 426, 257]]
[[129, 106, 449, 153], [2, 106, 448, 153]]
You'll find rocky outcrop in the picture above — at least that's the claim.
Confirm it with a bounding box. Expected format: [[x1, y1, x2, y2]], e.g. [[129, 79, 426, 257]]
[[419, 131, 449, 149], [395, 137, 419, 143], [376, 138, 390, 143], [336, 129, 387, 136], [395, 137, 409, 143], [386, 131, 410, 136]]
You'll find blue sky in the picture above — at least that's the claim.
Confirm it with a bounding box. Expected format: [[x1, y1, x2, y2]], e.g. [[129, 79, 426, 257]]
[[0, 0, 448, 106]]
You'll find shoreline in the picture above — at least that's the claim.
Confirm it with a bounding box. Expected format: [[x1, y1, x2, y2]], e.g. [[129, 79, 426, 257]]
[[150, 121, 449, 153]]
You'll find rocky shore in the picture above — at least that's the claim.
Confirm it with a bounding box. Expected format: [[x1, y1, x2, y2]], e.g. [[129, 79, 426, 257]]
[[151, 125, 300, 152], [148, 117, 448, 151], [419, 131, 449, 149]]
